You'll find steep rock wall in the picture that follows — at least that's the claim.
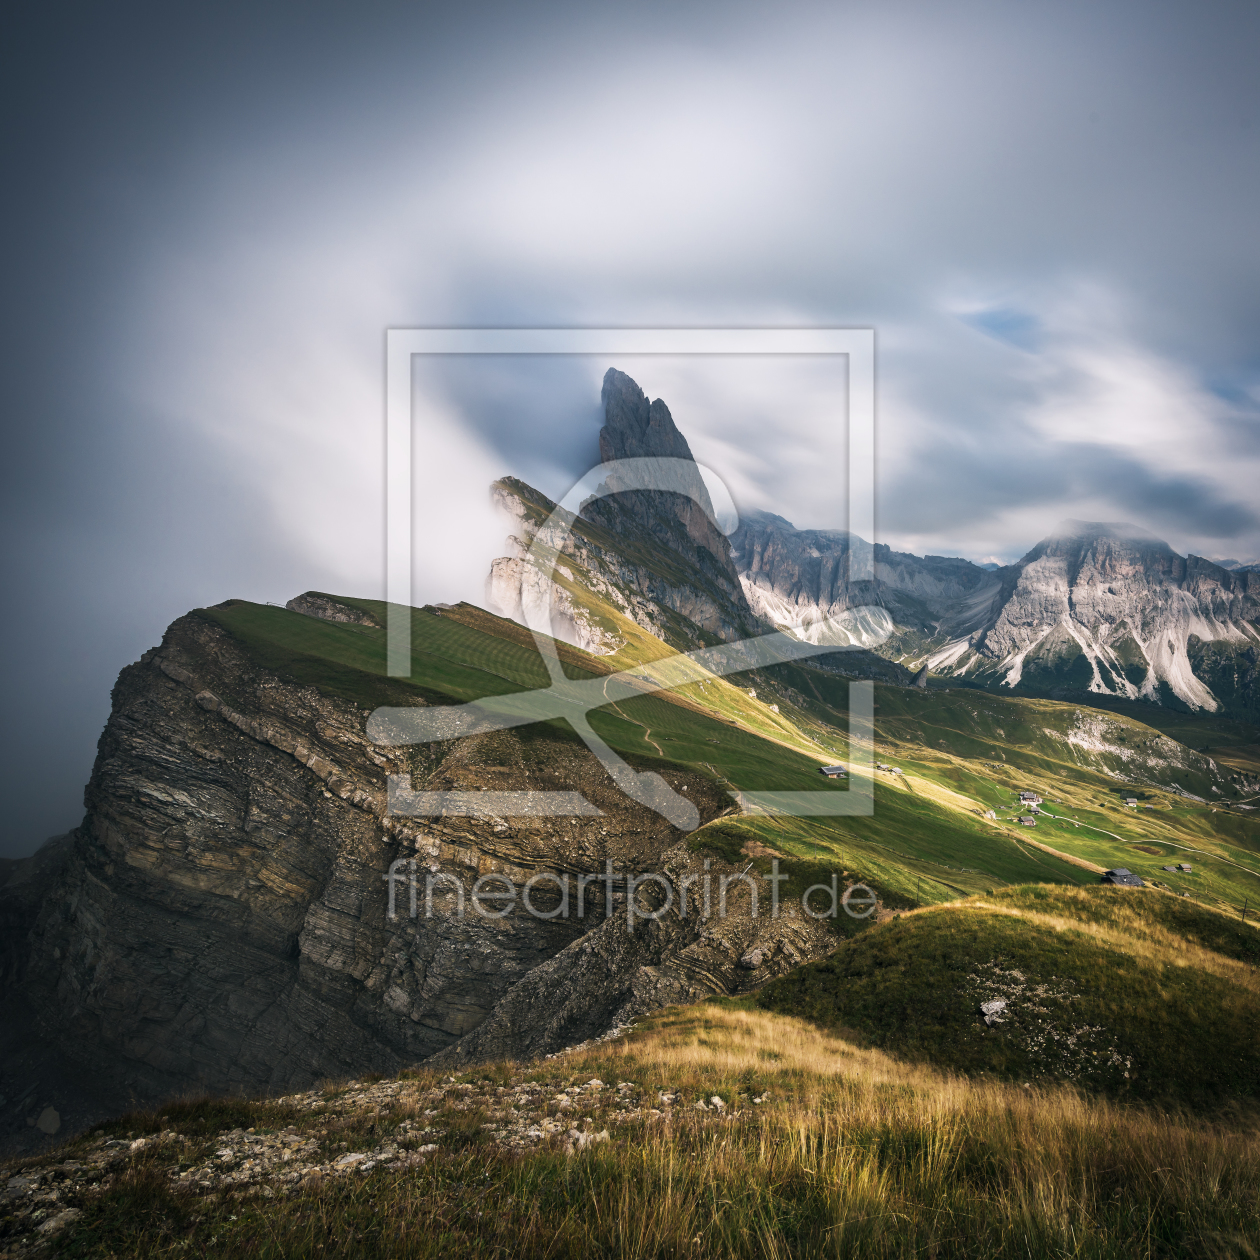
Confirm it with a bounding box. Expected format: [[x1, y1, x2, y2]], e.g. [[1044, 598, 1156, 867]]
[[12, 607, 832, 1112]]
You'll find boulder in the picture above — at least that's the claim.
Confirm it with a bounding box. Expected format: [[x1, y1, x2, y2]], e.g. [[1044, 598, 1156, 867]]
[[980, 999, 1007, 1026]]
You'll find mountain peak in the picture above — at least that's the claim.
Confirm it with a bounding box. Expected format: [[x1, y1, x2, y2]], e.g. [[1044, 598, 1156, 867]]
[[1019, 519, 1177, 569], [489, 368, 760, 649], [738, 507, 800, 533], [599, 368, 697, 464]]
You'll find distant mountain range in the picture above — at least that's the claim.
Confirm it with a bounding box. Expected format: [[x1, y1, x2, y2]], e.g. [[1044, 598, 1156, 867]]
[[735, 516, 1260, 718], [490, 370, 1260, 720]]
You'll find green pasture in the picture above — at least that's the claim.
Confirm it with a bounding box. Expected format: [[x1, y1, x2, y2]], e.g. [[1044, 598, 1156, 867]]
[[198, 595, 1260, 917], [756, 884, 1260, 1106]]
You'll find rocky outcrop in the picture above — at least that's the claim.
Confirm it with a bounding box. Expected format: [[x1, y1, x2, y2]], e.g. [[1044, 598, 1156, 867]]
[[588, 368, 738, 584], [5, 606, 833, 1123], [286, 593, 379, 627], [488, 369, 763, 653], [485, 552, 624, 657], [731, 510, 1001, 650], [952, 523, 1260, 712], [486, 482, 628, 656], [488, 477, 762, 653], [435, 880, 831, 1067], [734, 511, 1260, 716]]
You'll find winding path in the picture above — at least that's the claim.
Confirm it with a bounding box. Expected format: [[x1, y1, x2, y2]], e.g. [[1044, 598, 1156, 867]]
[[601, 677, 665, 757], [1034, 809, 1260, 880]]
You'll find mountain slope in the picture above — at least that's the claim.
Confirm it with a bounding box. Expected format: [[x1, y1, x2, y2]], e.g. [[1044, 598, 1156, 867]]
[[757, 884, 1260, 1104], [930, 522, 1260, 712], [6, 363, 1259, 1156], [731, 508, 1001, 652], [4, 594, 858, 1125], [22, 580, 1244, 1139]]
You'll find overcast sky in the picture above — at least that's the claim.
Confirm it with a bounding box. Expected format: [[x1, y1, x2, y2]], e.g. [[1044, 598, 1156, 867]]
[[3, 0, 1259, 856]]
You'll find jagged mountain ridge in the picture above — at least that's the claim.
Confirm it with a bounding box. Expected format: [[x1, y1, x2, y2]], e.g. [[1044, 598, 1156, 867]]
[[731, 509, 1001, 653], [741, 516, 1260, 716], [5, 363, 1256, 1149], [487, 370, 1258, 717], [588, 367, 738, 589], [951, 523, 1260, 708], [488, 368, 780, 656]]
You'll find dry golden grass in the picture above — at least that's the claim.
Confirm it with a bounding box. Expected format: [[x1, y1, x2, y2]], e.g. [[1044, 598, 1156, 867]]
[[555, 1003, 1260, 1258], [959, 898, 1260, 994], [20, 1004, 1260, 1257], [586, 1000, 1253, 1129]]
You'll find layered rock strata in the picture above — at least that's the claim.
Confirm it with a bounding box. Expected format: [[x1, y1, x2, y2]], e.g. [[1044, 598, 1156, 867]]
[[965, 524, 1260, 709], [734, 511, 1260, 715], [7, 603, 833, 1121]]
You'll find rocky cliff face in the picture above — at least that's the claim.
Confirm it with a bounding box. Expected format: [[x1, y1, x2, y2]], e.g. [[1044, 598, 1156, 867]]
[[3, 597, 833, 1138], [731, 510, 1000, 649], [926, 523, 1260, 714], [11, 364, 1255, 1144], [588, 368, 741, 592], [487, 369, 762, 653]]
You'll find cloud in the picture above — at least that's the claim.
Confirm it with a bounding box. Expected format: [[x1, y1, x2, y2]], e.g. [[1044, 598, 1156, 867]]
[[109, 5, 1260, 575], [874, 280, 1260, 560]]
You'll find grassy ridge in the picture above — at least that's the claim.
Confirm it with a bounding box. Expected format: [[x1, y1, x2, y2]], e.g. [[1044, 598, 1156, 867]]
[[197, 599, 853, 797], [203, 598, 1224, 900], [756, 884, 1260, 1105], [198, 597, 1260, 912]]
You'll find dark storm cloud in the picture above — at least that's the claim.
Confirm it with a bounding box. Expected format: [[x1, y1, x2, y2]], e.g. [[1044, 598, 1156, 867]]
[[4, 0, 1260, 854], [1110, 465, 1260, 539]]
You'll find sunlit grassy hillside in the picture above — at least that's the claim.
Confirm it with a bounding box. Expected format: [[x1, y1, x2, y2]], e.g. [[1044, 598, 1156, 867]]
[[757, 884, 1260, 1105], [197, 597, 1093, 901], [8, 595, 1260, 1257], [198, 595, 1260, 916]]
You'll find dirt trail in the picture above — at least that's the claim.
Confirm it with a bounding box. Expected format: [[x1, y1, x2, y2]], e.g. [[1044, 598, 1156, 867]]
[[602, 679, 665, 757], [1035, 809, 1260, 879]]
